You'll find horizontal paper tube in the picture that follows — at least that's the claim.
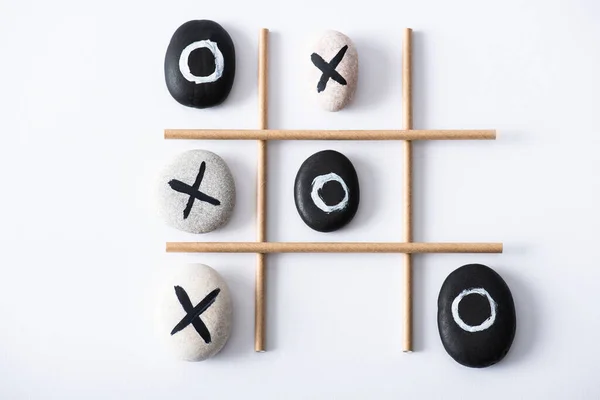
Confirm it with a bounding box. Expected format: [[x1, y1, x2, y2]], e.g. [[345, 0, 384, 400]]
[[166, 242, 503, 254], [164, 129, 496, 141]]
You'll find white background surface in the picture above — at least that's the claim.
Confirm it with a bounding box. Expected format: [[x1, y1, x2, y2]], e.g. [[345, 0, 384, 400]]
[[1, 0, 599, 398]]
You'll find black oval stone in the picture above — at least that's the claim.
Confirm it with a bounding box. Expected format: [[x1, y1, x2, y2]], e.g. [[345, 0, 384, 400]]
[[438, 264, 516, 368], [294, 150, 359, 232], [164, 20, 235, 109]]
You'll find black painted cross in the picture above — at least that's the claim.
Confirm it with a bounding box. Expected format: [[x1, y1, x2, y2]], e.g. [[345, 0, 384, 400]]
[[170, 286, 221, 344], [168, 161, 220, 219], [311, 45, 348, 93]]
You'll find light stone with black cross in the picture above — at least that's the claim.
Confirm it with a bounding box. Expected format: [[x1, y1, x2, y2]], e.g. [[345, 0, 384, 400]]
[[156, 264, 233, 361], [309, 30, 358, 111], [158, 149, 235, 234]]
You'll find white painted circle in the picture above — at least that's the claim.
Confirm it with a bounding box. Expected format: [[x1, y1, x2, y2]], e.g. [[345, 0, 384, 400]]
[[179, 40, 224, 84], [310, 172, 349, 213], [451, 288, 497, 333]]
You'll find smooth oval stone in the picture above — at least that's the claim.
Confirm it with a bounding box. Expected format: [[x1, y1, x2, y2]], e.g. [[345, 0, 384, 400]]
[[294, 150, 359, 232], [309, 31, 358, 111], [164, 20, 235, 108], [438, 264, 516, 368], [159, 150, 235, 233], [157, 264, 232, 361]]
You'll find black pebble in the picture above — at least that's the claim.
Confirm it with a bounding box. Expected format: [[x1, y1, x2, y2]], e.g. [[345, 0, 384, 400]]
[[294, 150, 359, 232], [438, 264, 516, 368], [164, 20, 235, 109]]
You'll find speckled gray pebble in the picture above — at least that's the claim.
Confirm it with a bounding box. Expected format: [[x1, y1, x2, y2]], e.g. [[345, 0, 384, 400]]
[[157, 264, 233, 361], [159, 150, 235, 233], [309, 31, 358, 111]]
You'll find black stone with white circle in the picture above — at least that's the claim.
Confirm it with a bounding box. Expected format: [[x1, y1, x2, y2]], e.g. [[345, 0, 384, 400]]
[[437, 263, 516, 368], [164, 20, 235, 108], [294, 150, 359, 232]]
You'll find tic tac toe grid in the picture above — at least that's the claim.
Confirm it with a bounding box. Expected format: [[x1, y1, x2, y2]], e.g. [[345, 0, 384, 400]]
[[164, 28, 502, 353]]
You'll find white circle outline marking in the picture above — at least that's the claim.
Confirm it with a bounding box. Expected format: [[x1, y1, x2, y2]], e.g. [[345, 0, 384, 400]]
[[451, 287, 497, 333], [179, 40, 224, 84], [310, 173, 349, 213]]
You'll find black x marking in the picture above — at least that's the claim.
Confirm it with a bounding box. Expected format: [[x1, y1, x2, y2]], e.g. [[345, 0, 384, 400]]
[[311, 45, 349, 93], [168, 161, 221, 219], [170, 286, 221, 344]]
